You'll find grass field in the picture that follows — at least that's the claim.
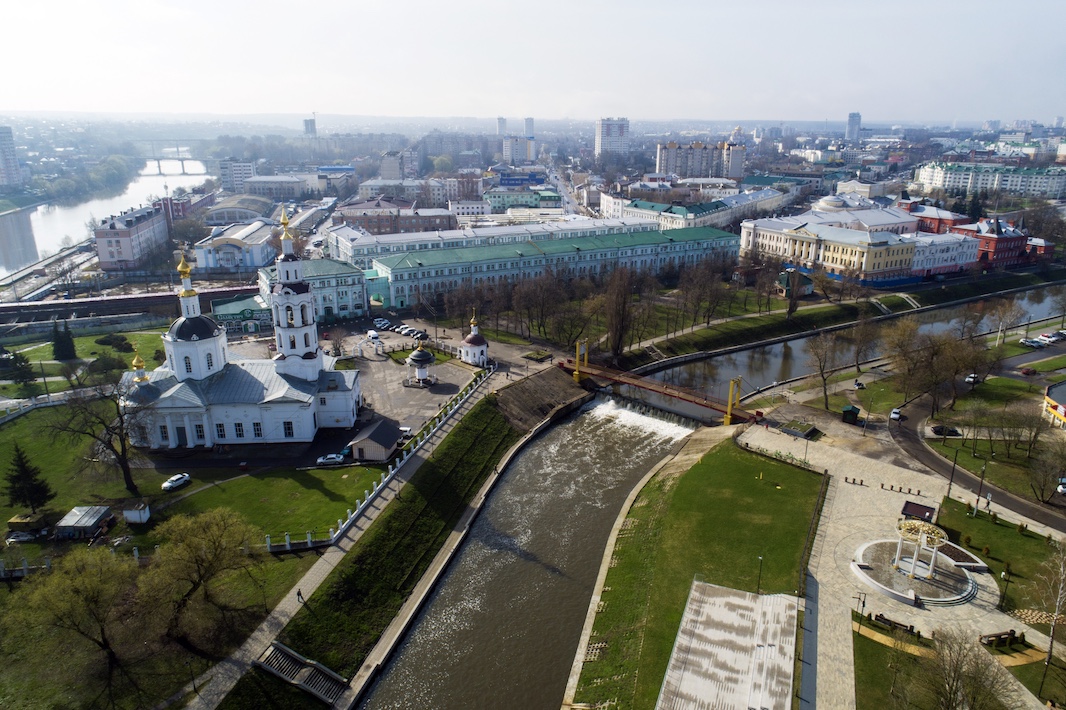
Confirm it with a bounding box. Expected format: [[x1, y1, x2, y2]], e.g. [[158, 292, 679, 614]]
[[1010, 655, 1066, 706], [266, 395, 520, 679], [573, 440, 823, 708], [937, 498, 1053, 611]]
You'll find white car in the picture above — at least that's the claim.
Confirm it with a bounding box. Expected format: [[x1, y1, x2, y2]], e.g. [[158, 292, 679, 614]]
[[964, 374, 981, 384], [316, 453, 345, 466], [161, 473, 191, 491], [890, 408, 902, 421], [5, 531, 35, 545]]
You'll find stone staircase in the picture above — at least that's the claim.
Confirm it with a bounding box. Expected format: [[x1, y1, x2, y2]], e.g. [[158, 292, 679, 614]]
[[257, 641, 348, 705]]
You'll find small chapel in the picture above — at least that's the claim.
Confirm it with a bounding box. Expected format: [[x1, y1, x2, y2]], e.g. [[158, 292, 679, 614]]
[[121, 211, 361, 449], [459, 312, 489, 367]]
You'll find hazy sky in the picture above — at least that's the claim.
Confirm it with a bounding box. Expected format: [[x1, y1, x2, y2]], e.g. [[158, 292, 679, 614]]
[[5, 0, 1063, 126]]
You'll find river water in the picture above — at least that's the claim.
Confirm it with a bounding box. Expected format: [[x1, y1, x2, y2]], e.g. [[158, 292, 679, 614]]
[[0, 159, 208, 274], [361, 399, 692, 709]]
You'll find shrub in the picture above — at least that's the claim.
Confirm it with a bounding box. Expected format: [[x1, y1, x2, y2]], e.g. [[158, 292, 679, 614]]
[[963, 535, 972, 547], [982, 545, 990, 556], [1017, 522, 1027, 534], [990, 512, 998, 524]]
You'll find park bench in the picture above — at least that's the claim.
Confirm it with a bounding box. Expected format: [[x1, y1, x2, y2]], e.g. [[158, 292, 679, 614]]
[[874, 613, 917, 635], [979, 630, 1017, 648]]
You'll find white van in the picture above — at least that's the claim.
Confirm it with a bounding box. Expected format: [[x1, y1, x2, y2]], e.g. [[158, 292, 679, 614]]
[[367, 330, 381, 341]]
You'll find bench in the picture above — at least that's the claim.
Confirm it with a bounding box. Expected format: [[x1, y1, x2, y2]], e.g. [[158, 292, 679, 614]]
[[979, 630, 1017, 648], [874, 613, 917, 635]]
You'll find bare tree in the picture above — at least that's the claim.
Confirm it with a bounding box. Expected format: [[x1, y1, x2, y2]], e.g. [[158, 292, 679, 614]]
[[906, 626, 1017, 710], [604, 267, 637, 364], [48, 373, 147, 496], [850, 309, 881, 373], [1051, 285, 1066, 329], [1037, 542, 1066, 699], [987, 299, 1026, 348], [1029, 438, 1066, 502], [804, 332, 839, 410]]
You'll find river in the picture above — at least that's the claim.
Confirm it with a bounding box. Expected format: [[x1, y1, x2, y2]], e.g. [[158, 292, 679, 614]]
[[361, 400, 692, 709], [0, 159, 208, 275]]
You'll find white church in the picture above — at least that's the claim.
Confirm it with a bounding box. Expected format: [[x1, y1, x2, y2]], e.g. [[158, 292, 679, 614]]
[[122, 212, 361, 449]]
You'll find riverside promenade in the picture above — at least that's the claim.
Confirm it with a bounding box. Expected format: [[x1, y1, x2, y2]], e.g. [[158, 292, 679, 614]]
[[174, 368, 503, 709]]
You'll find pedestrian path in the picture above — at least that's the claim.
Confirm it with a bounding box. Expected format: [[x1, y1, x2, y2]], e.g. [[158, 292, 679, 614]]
[[173, 370, 502, 710], [739, 425, 1047, 709]]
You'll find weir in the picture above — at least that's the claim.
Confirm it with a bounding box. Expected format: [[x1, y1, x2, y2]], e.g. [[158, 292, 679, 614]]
[[360, 400, 693, 709]]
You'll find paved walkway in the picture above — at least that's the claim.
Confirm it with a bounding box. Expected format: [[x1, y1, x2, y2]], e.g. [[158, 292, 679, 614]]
[[173, 369, 502, 710], [739, 425, 1047, 709]]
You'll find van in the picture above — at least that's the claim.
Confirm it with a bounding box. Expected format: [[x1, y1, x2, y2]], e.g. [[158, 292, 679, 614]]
[[399, 426, 413, 440], [367, 330, 380, 341]]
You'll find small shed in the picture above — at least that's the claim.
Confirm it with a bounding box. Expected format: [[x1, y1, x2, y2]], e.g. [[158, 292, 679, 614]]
[[122, 501, 151, 525], [347, 420, 402, 463], [842, 405, 861, 425], [901, 501, 936, 522], [56, 506, 113, 539], [7, 512, 46, 533]]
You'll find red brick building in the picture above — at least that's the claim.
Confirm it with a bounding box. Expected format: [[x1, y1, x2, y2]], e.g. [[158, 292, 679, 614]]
[[949, 219, 1029, 269], [895, 199, 969, 234]]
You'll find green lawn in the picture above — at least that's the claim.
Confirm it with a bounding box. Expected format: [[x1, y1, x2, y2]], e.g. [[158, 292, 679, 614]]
[[877, 295, 913, 313], [937, 498, 1054, 611], [161, 465, 385, 541], [1010, 655, 1066, 707], [854, 631, 902, 710], [928, 439, 1036, 503], [1032, 353, 1066, 373], [573, 441, 824, 708], [276, 395, 521, 677]]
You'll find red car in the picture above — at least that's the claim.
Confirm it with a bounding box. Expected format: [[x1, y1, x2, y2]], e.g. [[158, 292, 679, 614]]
[[1020, 367, 1037, 376]]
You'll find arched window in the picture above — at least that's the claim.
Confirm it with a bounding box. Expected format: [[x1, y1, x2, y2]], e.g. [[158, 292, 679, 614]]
[[289, 335, 296, 350], [184, 356, 192, 373], [273, 305, 280, 326], [300, 304, 308, 325], [303, 333, 310, 347], [286, 306, 294, 325], [206, 353, 214, 370]]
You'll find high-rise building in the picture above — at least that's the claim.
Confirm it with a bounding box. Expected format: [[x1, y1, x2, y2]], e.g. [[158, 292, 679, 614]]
[[219, 158, 256, 193], [845, 112, 862, 142], [524, 117, 534, 138], [0, 126, 22, 188], [655, 141, 745, 180], [303, 118, 317, 137], [595, 117, 630, 158], [497, 117, 507, 135]]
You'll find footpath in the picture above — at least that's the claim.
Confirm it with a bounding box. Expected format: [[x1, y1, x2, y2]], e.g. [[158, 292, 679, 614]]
[[175, 369, 504, 710]]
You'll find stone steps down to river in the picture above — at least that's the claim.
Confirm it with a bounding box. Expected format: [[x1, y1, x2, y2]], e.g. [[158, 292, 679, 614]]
[[256, 641, 347, 704], [494, 365, 590, 433]]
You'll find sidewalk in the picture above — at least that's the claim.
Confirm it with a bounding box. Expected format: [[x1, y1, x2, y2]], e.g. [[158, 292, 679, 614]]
[[175, 370, 502, 710]]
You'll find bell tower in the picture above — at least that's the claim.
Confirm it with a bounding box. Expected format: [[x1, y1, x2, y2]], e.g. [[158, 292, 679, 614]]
[[271, 209, 323, 380]]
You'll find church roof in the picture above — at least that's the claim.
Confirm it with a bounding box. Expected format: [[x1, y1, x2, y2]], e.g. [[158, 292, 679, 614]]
[[462, 333, 487, 347], [167, 315, 224, 342], [120, 360, 359, 408]]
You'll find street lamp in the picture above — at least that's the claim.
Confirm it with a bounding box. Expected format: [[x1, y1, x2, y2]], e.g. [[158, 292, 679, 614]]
[[974, 461, 988, 515], [999, 569, 1012, 611], [946, 448, 960, 502], [757, 555, 764, 595]]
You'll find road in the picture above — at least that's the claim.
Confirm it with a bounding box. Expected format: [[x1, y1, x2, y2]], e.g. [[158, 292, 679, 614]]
[[889, 399, 1066, 534]]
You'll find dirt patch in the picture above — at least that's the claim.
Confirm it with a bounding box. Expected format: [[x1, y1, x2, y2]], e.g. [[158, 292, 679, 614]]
[[493, 366, 589, 433]]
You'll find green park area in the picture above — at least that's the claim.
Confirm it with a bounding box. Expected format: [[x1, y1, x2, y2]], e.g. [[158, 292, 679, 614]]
[[572, 440, 824, 708], [854, 498, 1066, 708], [222, 394, 521, 705], [0, 400, 386, 708]]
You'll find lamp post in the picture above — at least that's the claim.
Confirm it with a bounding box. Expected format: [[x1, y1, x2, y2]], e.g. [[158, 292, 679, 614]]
[[999, 569, 1012, 611], [946, 448, 960, 502], [757, 555, 764, 595], [974, 462, 988, 515]]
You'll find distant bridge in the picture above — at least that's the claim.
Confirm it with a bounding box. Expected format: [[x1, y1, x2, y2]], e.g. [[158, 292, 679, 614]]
[[128, 139, 214, 176]]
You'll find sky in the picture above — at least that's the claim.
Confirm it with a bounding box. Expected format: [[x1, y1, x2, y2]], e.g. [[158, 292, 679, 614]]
[[4, 0, 1064, 127]]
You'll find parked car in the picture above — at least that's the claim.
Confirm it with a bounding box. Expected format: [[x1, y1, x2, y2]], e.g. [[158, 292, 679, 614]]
[[1020, 338, 1044, 348], [367, 330, 381, 341], [931, 425, 961, 437], [890, 408, 902, 421], [411, 330, 429, 340], [1036, 334, 1056, 345], [162, 473, 191, 491], [398, 326, 415, 335], [5, 531, 35, 544], [316, 453, 345, 466], [1021, 367, 1037, 376], [374, 318, 391, 328], [964, 374, 981, 384], [854, 381, 866, 390], [1058, 477, 1066, 495]]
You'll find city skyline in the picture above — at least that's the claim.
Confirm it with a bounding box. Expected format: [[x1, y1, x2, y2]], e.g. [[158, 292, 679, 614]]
[[3, 0, 1063, 126]]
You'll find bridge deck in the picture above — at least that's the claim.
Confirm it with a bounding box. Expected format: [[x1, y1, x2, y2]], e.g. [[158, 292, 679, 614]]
[[558, 362, 754, 421]]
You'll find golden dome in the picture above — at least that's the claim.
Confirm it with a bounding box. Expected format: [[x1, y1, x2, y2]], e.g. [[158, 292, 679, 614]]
[[470, 309, 478, 327], [131, 351, 145, 369], [280, 207, 292, 240], [176, 254, 192, 278]]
